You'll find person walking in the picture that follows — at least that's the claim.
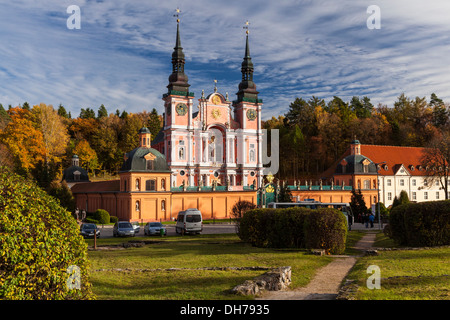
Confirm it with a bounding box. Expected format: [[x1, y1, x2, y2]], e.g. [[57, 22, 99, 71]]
[[369, 213, 374, 228]]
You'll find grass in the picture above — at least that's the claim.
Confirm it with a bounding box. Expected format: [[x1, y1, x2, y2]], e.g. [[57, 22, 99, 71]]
[[87, 233, 333, 300], [86, 231, 450, 300], [345, 233, 450, 300]]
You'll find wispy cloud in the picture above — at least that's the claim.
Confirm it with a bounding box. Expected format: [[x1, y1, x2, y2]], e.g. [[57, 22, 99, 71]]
[[1, 0, 450, 120]]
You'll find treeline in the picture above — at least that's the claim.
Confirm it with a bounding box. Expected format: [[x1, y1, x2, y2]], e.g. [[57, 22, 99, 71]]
[[1, 92, 449, 188], [263, 93, 450, 180], [0, 102, 162, 189]]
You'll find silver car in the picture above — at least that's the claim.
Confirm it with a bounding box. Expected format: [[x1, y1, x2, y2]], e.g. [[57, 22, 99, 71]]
[[144, 222, 167, 236], [113, 221, 135, 237]]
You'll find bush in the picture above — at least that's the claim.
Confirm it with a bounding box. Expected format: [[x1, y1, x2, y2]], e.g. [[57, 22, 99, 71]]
[[110, 216, 118, 224], [389, 201, 450, 246], [0, 168, 94, 299], [304, 208, 348, 255], [231, 200, 256, 236], [84, 217, 99, 224], [93, 209, 110, 224], [238, 206, 347, 254]]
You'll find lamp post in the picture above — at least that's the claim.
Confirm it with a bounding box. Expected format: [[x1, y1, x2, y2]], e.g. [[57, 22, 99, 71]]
[[375, 161, 386, 230]]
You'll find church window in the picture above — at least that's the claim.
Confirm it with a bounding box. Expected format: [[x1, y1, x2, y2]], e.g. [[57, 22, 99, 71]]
[[146, 160, 154, 170], [249, 149, 255, 162], [73, 171, 81, 181], [146, 179, 156, 191], [363, 180, 370, 189]]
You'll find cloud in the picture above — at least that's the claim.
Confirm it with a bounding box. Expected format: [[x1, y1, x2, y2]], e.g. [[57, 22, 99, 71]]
[[1, 0, 450, 120]]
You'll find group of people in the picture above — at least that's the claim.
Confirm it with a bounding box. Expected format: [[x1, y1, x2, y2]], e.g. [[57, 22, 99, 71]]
[[358, 212, 375, 228]]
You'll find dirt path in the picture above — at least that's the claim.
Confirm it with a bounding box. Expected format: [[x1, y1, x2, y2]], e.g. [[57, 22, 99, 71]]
[[257, 232, 377, 300]]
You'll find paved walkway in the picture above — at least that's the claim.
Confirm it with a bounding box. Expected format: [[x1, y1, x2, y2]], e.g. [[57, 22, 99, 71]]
[[257, 231, 377, 300]]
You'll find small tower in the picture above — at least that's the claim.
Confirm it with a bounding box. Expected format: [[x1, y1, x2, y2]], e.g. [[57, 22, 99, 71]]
[[139, 127, 152, 148], [71, 154, 80, 166], [350, 139, 361, 155]]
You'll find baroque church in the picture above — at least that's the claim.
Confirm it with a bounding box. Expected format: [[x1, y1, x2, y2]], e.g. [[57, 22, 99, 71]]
[[151, 20, 264, 190]]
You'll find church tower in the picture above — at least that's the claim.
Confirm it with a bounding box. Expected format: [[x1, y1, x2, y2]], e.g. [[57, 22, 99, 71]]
[[232, 22, 264, 188], [162, 12, 195, 187]]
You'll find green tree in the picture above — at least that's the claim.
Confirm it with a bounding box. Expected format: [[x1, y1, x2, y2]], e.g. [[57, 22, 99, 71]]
[[97, 104, 108, 119], [0, 168, 94, 299], [79, 108, 96, 119], [147, 108, 162, 138], [57, 104, 69, 118], [350, 188, 368, 219]]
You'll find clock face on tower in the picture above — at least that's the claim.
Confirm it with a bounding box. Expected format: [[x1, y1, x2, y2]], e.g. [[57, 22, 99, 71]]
[[246, 108, 257, 121], [176, 103, 187, 116]]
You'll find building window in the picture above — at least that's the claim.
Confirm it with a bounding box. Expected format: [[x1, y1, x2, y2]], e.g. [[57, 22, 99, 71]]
[[363, 164, 369, 173], [146, 179, 156, 191], [387, 179, 391, 186], [399, 179, 404, 186], [249, 149, 255, 162], [73, 171, 81, 182], [435, 180, 440, 186], [387, 192, 392, 201], [412, 179, 416, 186], [364, 180, 370, 189], [436, 192, 440, 200], [146, 160, 154, 170], [412, 192, 417, 200], [424, 180, 428, 186], [424, 191, 428, 200], [124, 179, 127, 191]]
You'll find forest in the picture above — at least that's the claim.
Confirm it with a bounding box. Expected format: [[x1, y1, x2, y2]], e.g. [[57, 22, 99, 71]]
[[0, 92, 449, 190]]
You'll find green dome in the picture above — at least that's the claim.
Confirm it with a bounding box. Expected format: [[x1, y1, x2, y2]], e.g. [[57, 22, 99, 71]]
[[120, 147, 170, 173], [335, 154, 377, 174]]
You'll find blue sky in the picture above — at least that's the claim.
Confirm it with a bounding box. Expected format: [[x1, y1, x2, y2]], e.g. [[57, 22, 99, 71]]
[[1, 0, 450, 120]]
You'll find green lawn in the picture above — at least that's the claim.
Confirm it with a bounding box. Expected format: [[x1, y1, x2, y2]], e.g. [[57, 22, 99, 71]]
[[345, 233, 450, 300], [87, 233, 333, 300]]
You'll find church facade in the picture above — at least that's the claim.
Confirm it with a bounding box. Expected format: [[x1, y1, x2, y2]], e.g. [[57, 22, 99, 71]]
[[151, 21, 264, 190]]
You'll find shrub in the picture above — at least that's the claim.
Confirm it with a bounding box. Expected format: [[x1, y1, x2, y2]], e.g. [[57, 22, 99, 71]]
[[304, 208, 348, 255], [231, 200, 256, 236], [238, 206, 347, 254], [389, 201, 450, 246], [93, 209, 110, 224], [0, 168, 94, 299], [110, 216, 118, 224], [85, 217, 99, 224]]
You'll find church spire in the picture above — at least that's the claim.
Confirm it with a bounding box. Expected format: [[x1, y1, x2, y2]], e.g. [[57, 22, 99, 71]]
[[167, 9, 190, 94], [237, 21, 258, 102]]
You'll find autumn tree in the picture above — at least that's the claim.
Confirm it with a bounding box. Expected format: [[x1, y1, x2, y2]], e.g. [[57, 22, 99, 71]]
[[421, 132, 450, 199], [0, 107, 46, 175], [73, 140, 99, 175]]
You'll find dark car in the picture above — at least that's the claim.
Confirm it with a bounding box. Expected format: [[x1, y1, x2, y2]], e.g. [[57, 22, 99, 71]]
[[113, 221, 135, 237], [144, 222, 167, 236], [80, 223, 100, 238]]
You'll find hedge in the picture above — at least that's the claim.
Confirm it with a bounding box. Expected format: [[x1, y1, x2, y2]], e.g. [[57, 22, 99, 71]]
[[93, 209, 110, 224], [0, 168, 94, 299], [389, 201, 450, 246], [238, 207, 348, 254]]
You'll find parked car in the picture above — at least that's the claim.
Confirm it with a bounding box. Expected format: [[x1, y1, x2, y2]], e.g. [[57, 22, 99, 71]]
[[131, 221, 140, 234], [175, 208, 203, 235], [80, 223, 100, 238], [113, 221, 135, 237], [144, 222, 167, 236]]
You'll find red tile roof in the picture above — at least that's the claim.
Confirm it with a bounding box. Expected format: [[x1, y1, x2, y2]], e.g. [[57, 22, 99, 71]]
[[323, 144, 428, 177]]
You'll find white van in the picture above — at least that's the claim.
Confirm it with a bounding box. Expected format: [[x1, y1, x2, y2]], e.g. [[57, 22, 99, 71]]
[[175, 208, 203, 235]]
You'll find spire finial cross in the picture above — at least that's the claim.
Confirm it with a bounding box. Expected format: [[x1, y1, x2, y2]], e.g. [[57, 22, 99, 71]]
[[174, 8, 181, 23], [243, 20, 250, 34]]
